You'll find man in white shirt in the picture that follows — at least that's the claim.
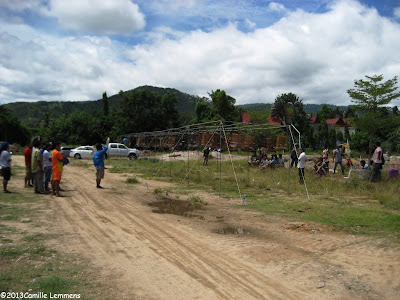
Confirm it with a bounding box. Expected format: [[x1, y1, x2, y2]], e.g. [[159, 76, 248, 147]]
[[0, 142, 12, 193], [298, 148, 306, 184]]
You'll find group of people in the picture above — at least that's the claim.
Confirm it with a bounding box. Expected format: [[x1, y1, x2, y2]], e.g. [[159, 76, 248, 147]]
[[293, 142, 385, 183], [248, 151, 285, 169], [0, 139, 109, 195], [18, 140, 65, 196]]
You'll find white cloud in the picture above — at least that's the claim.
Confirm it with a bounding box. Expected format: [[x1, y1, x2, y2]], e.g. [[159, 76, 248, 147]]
[[268, 2, 287, 13], [123, 0, 400, 105], [0, 0, 399, 107], [394, 7, 400, 19], [0, 0, 44, 12], [43, 0, 146, 35]]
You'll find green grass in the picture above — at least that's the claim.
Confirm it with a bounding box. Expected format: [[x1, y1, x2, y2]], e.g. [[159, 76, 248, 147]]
[[188, 195, 205, 203], [125, 176, 139, 184], [69, 159, 92, 169], [154, 187, 163, 194], [107, 154, 400, 240], [32, 276, 77, 294]]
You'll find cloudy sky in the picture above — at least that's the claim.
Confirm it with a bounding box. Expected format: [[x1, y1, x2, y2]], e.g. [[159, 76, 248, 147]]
[[1, 0, 399, 106]]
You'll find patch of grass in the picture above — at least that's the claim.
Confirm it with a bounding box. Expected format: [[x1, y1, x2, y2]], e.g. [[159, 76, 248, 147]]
[[373, 180, 400, 209], [22, 233, 46, 242], [0, 244, 50, 258], [0, 224, 16, 233], [0, 205, 33, 221], [188, 195, 206, 204], [0, 247, 24, 258], [70, 159, 91, 169], [32, 276, 76, 294], [125, 177, 139, 184], [154, 188, 163, 194]]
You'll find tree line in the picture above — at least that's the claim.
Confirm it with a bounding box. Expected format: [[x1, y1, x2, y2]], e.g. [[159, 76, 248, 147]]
[[1, 75, 399, 153]]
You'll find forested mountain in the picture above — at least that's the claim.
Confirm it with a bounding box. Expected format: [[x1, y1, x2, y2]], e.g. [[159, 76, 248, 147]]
[[236, 103, 272, 113], [4, 86, 199, 128], [4, 86, 348, 127]]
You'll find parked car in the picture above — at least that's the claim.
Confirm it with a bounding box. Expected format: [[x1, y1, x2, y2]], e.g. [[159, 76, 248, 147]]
[[61, 146, 74, 157], [69, 146, 95, 159], [107, 143, 140, 160]]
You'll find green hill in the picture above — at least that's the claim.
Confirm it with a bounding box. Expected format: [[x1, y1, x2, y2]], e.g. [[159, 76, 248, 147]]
[[237, 103, 272, 113], [3, 86, 200, 127]]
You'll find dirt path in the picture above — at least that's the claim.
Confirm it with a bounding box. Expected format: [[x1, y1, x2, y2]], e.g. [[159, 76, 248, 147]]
[[11, 156, 400, 299]]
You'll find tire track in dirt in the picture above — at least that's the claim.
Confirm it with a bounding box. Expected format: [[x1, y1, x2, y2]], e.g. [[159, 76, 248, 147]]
[[54, 164, 307, 299]]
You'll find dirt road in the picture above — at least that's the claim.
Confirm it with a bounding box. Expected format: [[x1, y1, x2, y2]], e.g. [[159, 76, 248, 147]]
[[11, 156, 400, 299]]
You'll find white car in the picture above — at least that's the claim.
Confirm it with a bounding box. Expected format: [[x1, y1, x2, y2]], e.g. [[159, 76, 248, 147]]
[[107, 143, 140, 160], [69, 146, 95, 159]]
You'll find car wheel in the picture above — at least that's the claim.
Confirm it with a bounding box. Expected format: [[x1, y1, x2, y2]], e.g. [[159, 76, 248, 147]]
[[128, 153, 137, 160], [74, 153, 81, 159]]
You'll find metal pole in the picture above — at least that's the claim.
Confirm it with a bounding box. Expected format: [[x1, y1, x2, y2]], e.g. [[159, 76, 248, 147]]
[[288, 125, 291, 195], [187, 132, 190, 187]]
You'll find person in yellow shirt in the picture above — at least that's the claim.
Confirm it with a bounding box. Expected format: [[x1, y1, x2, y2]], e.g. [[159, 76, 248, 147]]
[[31, 140, 44, 194]]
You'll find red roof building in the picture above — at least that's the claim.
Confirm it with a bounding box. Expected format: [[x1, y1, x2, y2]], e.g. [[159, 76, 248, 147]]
[[311, 116, 355, 136]]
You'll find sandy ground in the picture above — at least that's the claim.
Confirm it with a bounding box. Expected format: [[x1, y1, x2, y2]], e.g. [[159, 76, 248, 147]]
[[8, 156, 400, 299]]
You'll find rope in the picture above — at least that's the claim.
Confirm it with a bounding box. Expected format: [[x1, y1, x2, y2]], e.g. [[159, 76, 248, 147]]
[[221, 121, 243, 202], [153, 126, 189, 177]]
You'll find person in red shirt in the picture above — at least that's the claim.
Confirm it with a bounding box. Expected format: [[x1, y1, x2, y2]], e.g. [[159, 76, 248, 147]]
[[24, 141, 33, 187]]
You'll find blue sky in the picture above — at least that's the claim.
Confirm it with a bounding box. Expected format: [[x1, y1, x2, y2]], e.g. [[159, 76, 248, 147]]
[[0, 0, 399, 106]]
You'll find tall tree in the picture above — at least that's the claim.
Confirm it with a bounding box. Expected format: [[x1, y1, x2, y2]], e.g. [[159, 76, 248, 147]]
[[0, 106, 29, 144], [161, 92, 180, 128], [40, 112, 52, 128], [347, 74, 400, 155], [317, 121, 330, 147], [318, 104, 335, 121], [271, 93, 309, 130], [102, 92, 109, 116], [344, 105, 356, 118], [344, 123, 351, 142], [195, 100, 211, 122], [209, 89, 240, 122]]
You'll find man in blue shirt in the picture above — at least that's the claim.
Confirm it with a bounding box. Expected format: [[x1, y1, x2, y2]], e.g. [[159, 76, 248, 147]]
[[93, 143, 108, 188]]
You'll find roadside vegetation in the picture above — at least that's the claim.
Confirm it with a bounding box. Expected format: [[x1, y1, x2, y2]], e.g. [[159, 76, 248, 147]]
[[107, 154, 400, 240]]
